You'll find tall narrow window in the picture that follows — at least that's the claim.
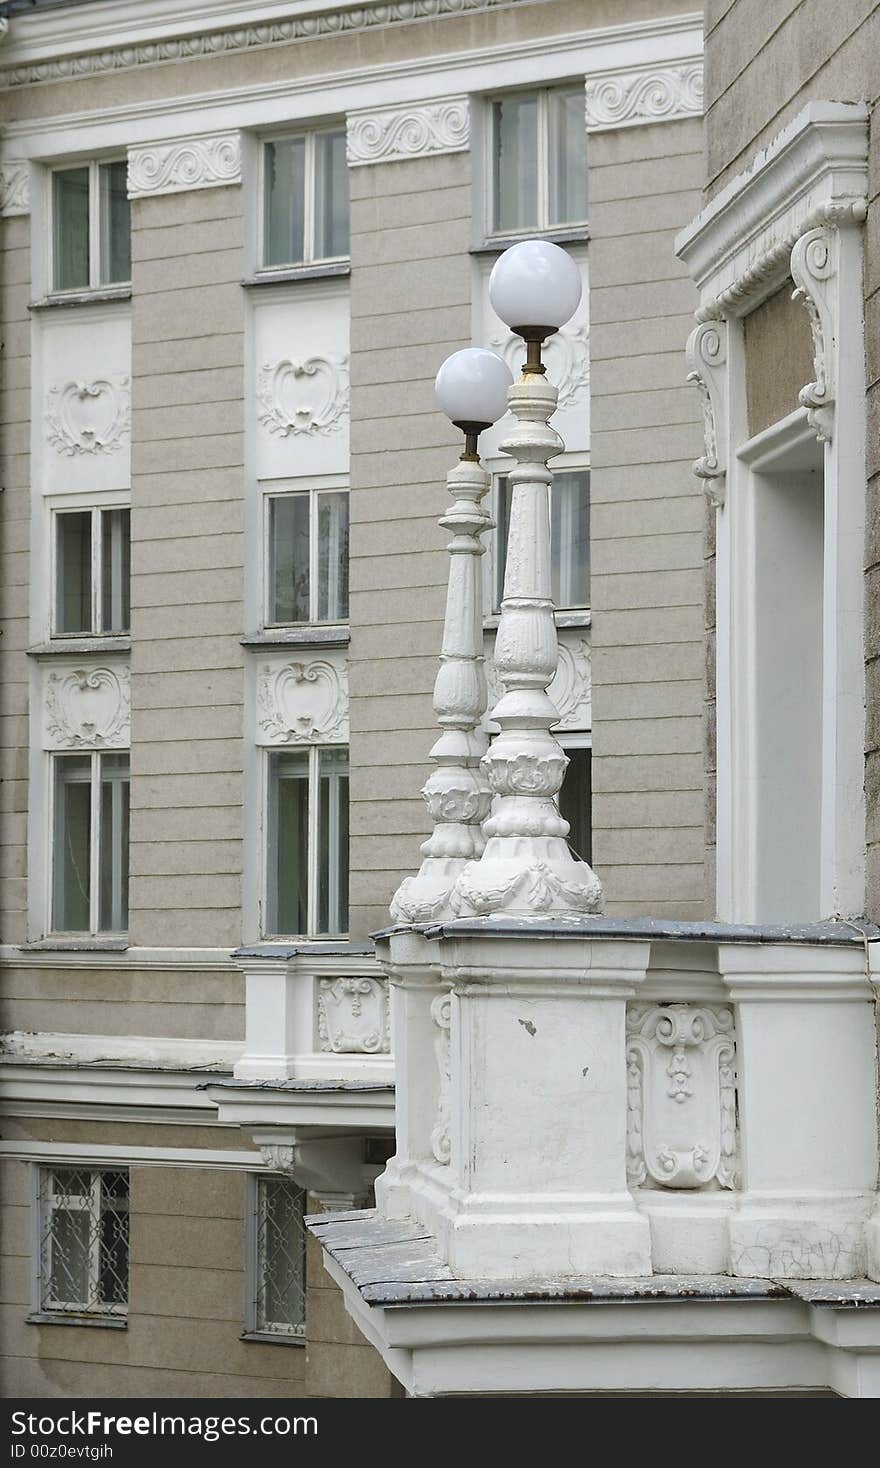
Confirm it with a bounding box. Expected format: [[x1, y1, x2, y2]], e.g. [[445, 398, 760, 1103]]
[[496, 470, 590, 610], [37, 1167, 129, 1319], [51, 161, 131, 292], [266, 746, 349, 938], [53, 507, 130, 637], [52, 752, 130, 935], [248, 1174, 306, 1339], [263, 127, 349, 268], [490, 85, 587, 236], [266, 488, 349, 625], [558, 745, 592, 865]]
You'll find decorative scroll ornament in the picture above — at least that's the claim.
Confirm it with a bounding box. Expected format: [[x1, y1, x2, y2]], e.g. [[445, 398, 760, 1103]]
[[347, 97, 469, 165], [685, 320, 727, 507], [485, 635, 591, 733], [790, 225, 837, 443], [44, 666, 130, 750], [626, 1004, 739, 1192], [127, 133, 241, 197], [46, 378, 130, 457], [490, 321, 589, 412], [257, 659, 348, 744], [259, 1145, 297, 1174], [0, 160, 29, 216], [257, 356, 350, 438], [317, 976, 390, 1054], [430, 992, 452, 1165], [585, 61, 703, 131]]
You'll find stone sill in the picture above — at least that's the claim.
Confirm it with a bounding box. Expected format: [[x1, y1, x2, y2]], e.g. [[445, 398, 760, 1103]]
[[240, 1329, 305, 1347], [242, 261, 350, 287], [472, 227, 589, 256], [28, 637, 131, 658], [27, 1312, 127, 1330], [30, 287, 131, 310], [19, 939, 129, 953], [241, 626, 350, 649], [375, 915, 880, 947], [483, 609, 591, 631]]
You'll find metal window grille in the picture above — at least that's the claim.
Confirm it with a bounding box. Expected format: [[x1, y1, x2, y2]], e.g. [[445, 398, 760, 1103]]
[[39, 1167, 129, 1316], [254, 1175, 306, 1335]]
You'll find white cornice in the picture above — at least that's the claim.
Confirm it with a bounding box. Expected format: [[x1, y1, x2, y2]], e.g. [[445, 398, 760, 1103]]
[[347, 96, 469, 166], [675, 102, 869, 317], [0, 944, 236, 970], [127, 131, 242, 196], [0, 1140, 261, 1169], [0, 15, 703, 158], [0, 1030, 241, 1069], [584, 58, 702, 131]]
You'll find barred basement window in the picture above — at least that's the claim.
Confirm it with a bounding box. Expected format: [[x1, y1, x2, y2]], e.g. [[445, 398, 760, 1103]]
[[248, 1174, 306, 1338], [51, 160, 131, 292], [262, 127, 349, 268], [37, 1167, 129, 1318], [489, 85, 587, 237]]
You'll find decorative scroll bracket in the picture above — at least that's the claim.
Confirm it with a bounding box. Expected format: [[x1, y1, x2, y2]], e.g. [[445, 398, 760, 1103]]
[[790, 225, 838, 444], [685, 320, 727, 508]]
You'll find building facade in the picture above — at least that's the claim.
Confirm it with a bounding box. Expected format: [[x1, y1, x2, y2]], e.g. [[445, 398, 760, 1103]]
[[0, 0, 716, 1397]]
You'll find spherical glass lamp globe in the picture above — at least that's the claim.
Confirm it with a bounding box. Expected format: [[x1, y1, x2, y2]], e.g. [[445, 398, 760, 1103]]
[[489, 238, 582, 334], [435, 347, 513, 431]]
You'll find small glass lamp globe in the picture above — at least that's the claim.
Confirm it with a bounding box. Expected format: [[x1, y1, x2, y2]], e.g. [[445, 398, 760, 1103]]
[[435, 348, 513, 456], [489, 239, 582, 372]]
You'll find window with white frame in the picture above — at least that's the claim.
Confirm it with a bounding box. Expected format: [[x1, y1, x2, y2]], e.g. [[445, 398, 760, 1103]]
[[51, 161, 131, 293], [51, 751, 130, 935], [36, 1167, 129, 1318], [489, 85, 587, 237], [247, 1173, 306, 1338], [52, 506, 130, 637], [262, 127, 349, 268], [558, 742, 592, 865], [495, 469, 590, 611], [265, 746, 348, 938], [265, 486, 349, 625]]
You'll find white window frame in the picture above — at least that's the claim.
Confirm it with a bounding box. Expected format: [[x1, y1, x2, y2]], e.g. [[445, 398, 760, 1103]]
[[258, 125, 350, 271], [48, 158, 130, 295], [262, 478, 349, 628], [262, 743, 348, 940], [49, 497, 131, 640], [484, 82, 588, 241], [48, 748, 130, 938], [487, 453, 591, 616], [32, 1164, 129, 1321], [244, 1172, 306, 1342]]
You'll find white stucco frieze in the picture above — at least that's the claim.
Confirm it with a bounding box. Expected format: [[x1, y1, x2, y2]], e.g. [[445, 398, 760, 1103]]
[[43, 664, 131, 751], [256, 654, 349, 746], [46, 376, 131, 458], [585, 60, 702, 131], [346, 97, 469, 166], [127, 133, 241, 198], [0, 159, 29, 216]]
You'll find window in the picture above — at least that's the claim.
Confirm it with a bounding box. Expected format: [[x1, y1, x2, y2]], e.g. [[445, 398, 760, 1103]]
[[263, 128, 349, 267], [51, 161, 130, 292], [490, 85, 587, 236], [53, 507, 130, 637], [558, 745, 592, 865], [496, 470, 590, 610], [52, 752, 130, 934], [37, 1167, 129, 1318], [266, 746, 348, 937], [247, 1174, 306, 1338], [266, 488, 349, 625]]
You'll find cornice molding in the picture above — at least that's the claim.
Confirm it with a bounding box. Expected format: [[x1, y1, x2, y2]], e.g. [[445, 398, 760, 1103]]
[[584, 58, 702, 132], [347, 95, 469, 165], [127, 131, 241, 196], [0, 158, 29, 216], [676, 102, 869, 318]]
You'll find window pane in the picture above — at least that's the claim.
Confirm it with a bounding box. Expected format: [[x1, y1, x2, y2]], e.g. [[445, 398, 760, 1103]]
[[53, 756, 91, 932], [493, 94, 538, 233], [548, 87, 588, 226], [99, 753, 129, 933], [317, 491, 349, 621], [53, 167, 90, 291], [268, 495, 310, 623], [100, 508, 131, 633], [48, 1205, 91, 1306], [267, 750, 310, 935], [41, 1168, 128, 1314], [550, 471, 590, 607], [55, 511, 93, 634], [98, 1172, 129, 1307], [264, 138, 306, 266], [313, 129, 350, 260], [257, 1176, 305, 1332], [99, 161, 131, 284], [558, 747, 592, 864], [318, 747, 349, 936]]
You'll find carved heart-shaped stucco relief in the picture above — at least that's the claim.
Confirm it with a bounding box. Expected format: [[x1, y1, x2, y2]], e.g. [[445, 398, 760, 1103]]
[[490, 320, 589, 411], [44, 666, 130, 749], [46, 377, 131, 457], [257, 659, 348, 744], [257, 356, 350, 438], [482, 635, 591, 732]]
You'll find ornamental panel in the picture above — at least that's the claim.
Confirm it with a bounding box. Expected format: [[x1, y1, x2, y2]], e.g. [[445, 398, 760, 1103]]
[[346, 98, 469, 166], [255, 652, 349, 746], [127, 134, 241, 198], [484, 631, 591, 734], [317, 976, 390, 1054], [585, 61, 703, 131], [42, 663, 131, 751], [252, 284, 350, 481]]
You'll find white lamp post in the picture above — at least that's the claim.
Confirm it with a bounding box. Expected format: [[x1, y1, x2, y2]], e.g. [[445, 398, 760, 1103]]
[[390, 348, 512, 923], [452, 239, 604, 916]]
